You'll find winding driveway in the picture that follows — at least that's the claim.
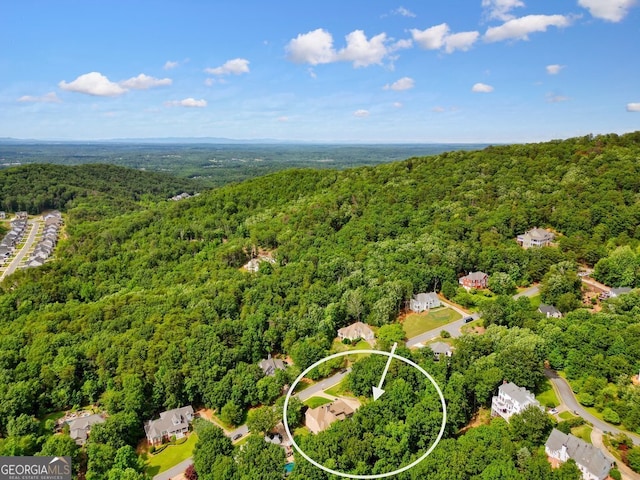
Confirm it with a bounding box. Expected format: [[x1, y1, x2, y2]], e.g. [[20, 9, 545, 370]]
[[545, 369, 640, 446]]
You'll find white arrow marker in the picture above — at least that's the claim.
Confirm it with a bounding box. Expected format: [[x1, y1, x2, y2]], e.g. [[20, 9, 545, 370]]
[[372, 342, 398, 401]]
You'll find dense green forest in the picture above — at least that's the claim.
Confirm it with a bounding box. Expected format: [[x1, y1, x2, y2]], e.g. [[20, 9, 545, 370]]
[[0, 163, 202, 217], [1, 132, 640, 478], [0, 142, 487, 187]]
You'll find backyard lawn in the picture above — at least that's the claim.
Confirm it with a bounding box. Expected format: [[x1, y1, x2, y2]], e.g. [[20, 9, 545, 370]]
[[402, 307, 461, 338], [145, 433, 198, 477]]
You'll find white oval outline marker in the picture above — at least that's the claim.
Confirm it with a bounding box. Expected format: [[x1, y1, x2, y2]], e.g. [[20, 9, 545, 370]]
[[283, 349, 447, 479]]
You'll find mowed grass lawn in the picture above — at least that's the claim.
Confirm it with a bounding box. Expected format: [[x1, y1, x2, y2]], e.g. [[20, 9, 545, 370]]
[[536, 379, 560, 408], [304, 397, 332, 409], [145, 433, 198, 477], [402, 308, 461, 338]]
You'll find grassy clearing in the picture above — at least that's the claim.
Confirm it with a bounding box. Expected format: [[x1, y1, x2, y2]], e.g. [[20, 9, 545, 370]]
[[571, 425, 593, 443], [331, 339, 372, 353], [528, 294, 542, 308], [39, 411, 65, 432], [536, 379, 560, 408], [402, 308, 461, 338], [559, 411, 575, 420], [145, 432, 198, 476], [325, 380, 349, 397], [304, 397, 332, 409]]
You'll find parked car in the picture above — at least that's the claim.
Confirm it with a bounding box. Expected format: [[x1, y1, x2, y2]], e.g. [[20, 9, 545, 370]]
[[463, 316, 474, 323], [232, 433, 242, 441], [549, 408, 558, 414]]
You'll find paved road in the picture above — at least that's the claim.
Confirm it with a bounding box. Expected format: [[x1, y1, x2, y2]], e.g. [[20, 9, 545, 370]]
[[296, 368, 351, 402], [226, 424, 249, 440], [513, 284, 540, 298], [153, 457, 193, 480], [545, 369, 640, 446], [0, 219, 39, 281]]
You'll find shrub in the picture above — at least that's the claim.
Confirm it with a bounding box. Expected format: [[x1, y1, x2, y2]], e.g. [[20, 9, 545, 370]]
[[440, 330, 451, 338]]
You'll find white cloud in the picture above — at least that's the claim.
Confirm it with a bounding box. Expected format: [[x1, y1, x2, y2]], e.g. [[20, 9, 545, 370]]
[[627, 103, 640, 112], [546, 93, 569, 102], [472, 82, 494, 93], [393, 6, 416, 17], [432, 106, 446, 112], [353, 109, 370, 117], [390, 38, 413, 51], [337, 30, 388, 67], [411, 24, 479, 53], [411, 24, 449, 50], [164, 60, 179, 70], [59, 72, 127, 97], [120, 74, 172, 90], [546, 64, 565, 75], [287, 29, 396, 68], [444, 31, 480, 53], [165, 98, 207, 108], [384, 77, 415, 91], [307, 68, 317, 79], [485, 15, 572, 42], [205, 58, 250, 76], [286, 28, 336, 65], [393, 102, 403, 108], [482, 0, 525, 20], [277, 116, 289, 122], [17, 92, 61, 103], [578, 0, 636, 22]]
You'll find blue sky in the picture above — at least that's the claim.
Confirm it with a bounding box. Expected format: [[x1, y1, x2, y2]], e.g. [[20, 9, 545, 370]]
[[1, 0, 638, 142]]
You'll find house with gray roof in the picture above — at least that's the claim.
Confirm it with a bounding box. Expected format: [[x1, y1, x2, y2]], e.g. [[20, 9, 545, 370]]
[[517, 227, 555, 248], [610, 287, 632, 298], [144, 405, 194, 446], [491, 382, 542, 421], [538, 304, 562, 318], [259, 354, 286, 376], [428, 342, 453, 361], [410, 292, 441, 312], [545, 429, 611, 480], [68, 413, 105, 445]]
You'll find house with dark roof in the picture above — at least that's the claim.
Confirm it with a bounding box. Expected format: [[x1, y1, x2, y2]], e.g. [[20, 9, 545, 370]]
[[491, 382, 542, 421], [68, 413, 105, 445], [538, 304, 562, 318], [409, 292, 441, 312], [259, 354, 286, 376], [337, 322, 375, 342], [517, 228, 555, 248], [144, 405, 194, 446], [459, 271, 488, 290], [545, 429, 612, 480]]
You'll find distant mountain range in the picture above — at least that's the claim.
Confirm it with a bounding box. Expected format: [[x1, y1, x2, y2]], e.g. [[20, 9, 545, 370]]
[[0, 136, 495, 146]]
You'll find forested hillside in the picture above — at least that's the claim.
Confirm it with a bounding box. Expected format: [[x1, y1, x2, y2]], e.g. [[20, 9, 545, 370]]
[[1, 132, 640, 478], [0, 163, 203, 216]]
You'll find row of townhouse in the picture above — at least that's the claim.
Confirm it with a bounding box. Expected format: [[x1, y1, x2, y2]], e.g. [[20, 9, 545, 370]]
[[25, 211, 62, 268], [0, 217, 28, 263]]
